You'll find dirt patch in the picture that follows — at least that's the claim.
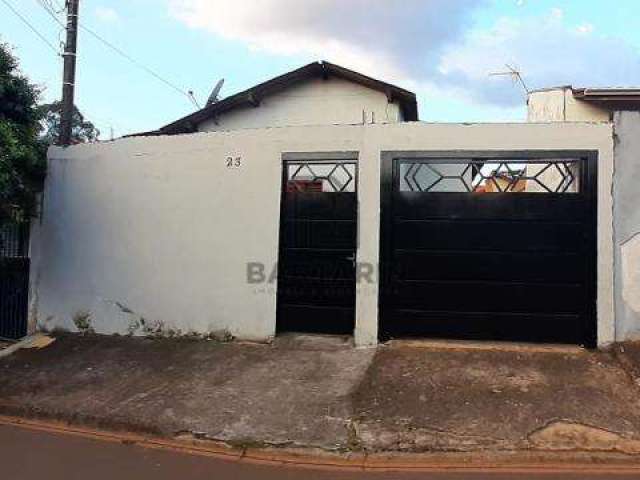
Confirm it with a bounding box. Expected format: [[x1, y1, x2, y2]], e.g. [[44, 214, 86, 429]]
[[529, 421, 640, 454], [351, 344, 640, 452], [614, 342, 640, 387]]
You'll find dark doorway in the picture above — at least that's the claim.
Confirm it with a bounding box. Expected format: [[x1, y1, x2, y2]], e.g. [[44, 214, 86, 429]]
[[277, 153, 358, 335], [379, 151, 597, 347], [1, 221, 30, 340]]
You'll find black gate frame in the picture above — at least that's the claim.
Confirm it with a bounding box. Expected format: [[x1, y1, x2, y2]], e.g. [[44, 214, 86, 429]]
[[0, 220, 30, 340], [276, 151, 359, 335], [379, 150, 598, 347]]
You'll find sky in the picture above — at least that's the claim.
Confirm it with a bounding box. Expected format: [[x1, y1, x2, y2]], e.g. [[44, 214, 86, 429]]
[[1, 0, 639, 138]]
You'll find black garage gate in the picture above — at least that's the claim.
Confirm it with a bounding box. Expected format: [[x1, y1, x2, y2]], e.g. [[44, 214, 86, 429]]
[[379, 151, 597, 347]]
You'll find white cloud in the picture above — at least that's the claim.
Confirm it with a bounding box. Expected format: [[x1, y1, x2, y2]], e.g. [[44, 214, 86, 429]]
[[168, 2, 640, 108], [439, 10, 640, 105], [168, 0, 486, 84], [95, 6, 120, 23]]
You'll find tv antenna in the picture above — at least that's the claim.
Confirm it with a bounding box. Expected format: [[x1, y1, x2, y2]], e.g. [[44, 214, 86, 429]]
[[206, 79, 225, 106], [489, 64, 529, 95]]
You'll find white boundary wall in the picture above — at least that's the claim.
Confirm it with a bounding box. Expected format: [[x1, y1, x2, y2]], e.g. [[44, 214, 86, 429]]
[[30, 122, 615, 346]]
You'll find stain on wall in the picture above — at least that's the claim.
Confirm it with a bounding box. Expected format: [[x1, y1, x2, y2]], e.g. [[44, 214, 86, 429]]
[[613, 111, 640, 339]]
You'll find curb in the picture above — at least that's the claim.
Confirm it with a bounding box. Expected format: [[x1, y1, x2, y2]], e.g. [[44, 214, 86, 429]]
[[0, 334, 44, 359], [3, 415, 640, 473]]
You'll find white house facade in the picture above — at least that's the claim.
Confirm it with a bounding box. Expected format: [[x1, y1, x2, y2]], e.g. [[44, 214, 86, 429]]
[[21, 65, 640, 349]]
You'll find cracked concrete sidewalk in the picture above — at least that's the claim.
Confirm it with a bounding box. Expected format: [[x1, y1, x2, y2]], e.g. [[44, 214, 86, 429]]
[[2, 333, 640, 456]]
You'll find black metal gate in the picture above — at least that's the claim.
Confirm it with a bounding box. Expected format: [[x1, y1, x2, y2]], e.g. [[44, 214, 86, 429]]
[[380, 151, 597, 347], [276, 154, 358, 334], [0, 221, 30, 340]]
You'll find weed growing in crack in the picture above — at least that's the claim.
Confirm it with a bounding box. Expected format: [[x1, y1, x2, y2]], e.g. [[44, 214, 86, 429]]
[[73, 311, 94, 335]]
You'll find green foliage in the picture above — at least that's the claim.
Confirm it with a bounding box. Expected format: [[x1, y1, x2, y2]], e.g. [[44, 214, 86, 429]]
[[0, 41, 100, 225], [0, 42, 46, 223], [38, 101, 100, 145]]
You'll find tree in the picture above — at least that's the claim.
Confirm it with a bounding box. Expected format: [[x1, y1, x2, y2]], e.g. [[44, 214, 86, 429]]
[[38, 101, 100, 145], [0, 42, 46, 224]]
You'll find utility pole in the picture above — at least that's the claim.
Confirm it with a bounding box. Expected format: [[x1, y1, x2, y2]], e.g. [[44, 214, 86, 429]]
[[59, 0, 80, 146]]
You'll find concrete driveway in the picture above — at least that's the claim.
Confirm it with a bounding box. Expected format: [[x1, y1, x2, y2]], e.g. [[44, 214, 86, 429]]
[[1, 333, 640, 456]]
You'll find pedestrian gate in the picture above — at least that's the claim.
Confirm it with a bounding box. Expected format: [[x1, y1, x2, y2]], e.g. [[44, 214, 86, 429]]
[[277, 154, 358, 334]]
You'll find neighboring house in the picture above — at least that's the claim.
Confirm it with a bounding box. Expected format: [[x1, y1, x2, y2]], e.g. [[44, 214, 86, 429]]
[[528, 86, 640, 341], [477, 170, 527, 193], [528, 86, 640, 122], [139, 61, 418, 136]]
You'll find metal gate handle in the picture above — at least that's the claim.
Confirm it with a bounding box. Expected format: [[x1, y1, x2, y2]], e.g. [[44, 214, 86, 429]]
[[346, 254, 356, 267]]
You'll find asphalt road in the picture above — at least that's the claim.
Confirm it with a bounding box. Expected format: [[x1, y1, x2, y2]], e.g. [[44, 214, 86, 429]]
[[1, 423, 639, 480]]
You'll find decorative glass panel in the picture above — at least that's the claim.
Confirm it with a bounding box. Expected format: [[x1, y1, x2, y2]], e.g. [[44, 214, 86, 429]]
[[398, 159, 580, 193], [286, 161, 356, 193]]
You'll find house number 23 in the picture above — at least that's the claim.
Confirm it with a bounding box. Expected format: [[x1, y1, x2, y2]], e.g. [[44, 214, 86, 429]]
[[226, 156, 242, 168]]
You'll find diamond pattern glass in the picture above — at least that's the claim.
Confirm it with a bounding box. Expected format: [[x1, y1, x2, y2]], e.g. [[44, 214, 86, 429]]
[[398, 159, 580, 193], [287, 162, 356, 193]]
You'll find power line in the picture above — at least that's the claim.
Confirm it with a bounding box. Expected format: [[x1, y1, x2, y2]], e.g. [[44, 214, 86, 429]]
[[35, 0, 66, 28], [44, 0, 65, 14], [34, 0, 66, 55], [33, 0, 69, 49], [33, 0, 198, 107], [1, 0, 60, 54], [30, 0, 203, 117], [79, 23, 196, 105]]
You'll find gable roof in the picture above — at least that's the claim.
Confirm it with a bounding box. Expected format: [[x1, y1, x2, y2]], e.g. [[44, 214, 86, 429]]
[[155, 61, 418, 135]]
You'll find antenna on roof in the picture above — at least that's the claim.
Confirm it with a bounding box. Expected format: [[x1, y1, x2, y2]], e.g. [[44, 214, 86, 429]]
[[489, 64, 530, 95], [206, 79, 225, 106]]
